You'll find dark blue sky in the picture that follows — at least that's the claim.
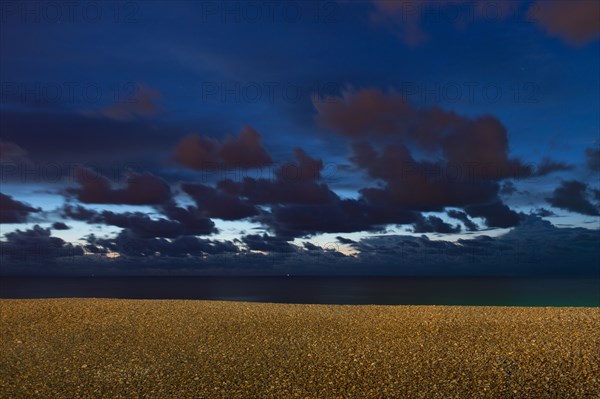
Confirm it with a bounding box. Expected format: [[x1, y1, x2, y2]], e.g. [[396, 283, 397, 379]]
[[1, 0, 599, 276]]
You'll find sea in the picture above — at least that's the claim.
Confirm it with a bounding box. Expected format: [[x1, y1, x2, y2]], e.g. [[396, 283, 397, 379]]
[[0, 276, 598, 306]]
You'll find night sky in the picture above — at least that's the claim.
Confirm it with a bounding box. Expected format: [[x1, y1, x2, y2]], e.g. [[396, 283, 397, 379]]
[[1, 0, 599, 276]]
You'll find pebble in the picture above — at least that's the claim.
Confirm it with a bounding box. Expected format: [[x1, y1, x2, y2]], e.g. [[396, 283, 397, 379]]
[[0, 299, 598, 398]]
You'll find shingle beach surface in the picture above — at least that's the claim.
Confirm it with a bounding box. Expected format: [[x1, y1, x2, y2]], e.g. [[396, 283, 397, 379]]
[[1, 299, 598, 398]]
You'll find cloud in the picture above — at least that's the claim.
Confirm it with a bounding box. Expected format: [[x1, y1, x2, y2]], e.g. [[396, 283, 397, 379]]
[[412, 215, 461, 234], [533, 158, 572, 176], [351, 141, 501, 211], [68, 167, 172, 205], [364, 1, 518, 46], [314, 88, 462, 149], [0, 193, 40, 224], [499, 181, 517, 196], [218, 177, 335, 206], [440, 116, 533, 180], [303, 241, 321, 251], [528, 0, 600, 45], [214, 147, 335, 207], [336, 236, 357, 245], [241, 233, 297, 253], [181, 183, 259, 221], [344, 216, 600, 276], [2, 217, 597, 277], [178, 146, 425, 238], [546, 180, 600, 216], [262, 199, 419, 239], [100, 211, 193, 239], [532, 208, 556, 218], [87, 84, 162, 121], [312, 88, 574, 229], [63, 204, 216, 238], [82, 234, 109, 255], [159, 201, 219, 236], [361, 1, 599, 47], [51, 222, 71, 230], [465, 200, 523, 228], [0, 225, 83, 262], [316, 89, 561, 180], [585, 146, 600, 172], [174, 126, 272, 170], [275, 148, 324, 181], [94, 229, 238, 257], [446, 209, 479, 231]]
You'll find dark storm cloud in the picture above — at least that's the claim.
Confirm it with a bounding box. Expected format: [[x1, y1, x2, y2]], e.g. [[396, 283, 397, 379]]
[[311, 88, 576, 229], [275, 148, 324, 181], [82, 234, 109, 255], [263, 199, 419, 239], [0, 193, 39, 223], [546, 180, 600, 216], [180, 183, 258, 221], [99, 211, 191, 239], [465, 201, 523, 228], [351, 141, 501, 211], [446, 210, 479, 231], [441, 116, 534, 180], [159, 201, 219, 236], [94, 229, 238, 258], [314, 88, 462, 150], [63, 204, 216, 238], [0, 225, 83, 262], [533, 158, 573, 177], [196, 136, 522, 238], [499, 181, 517, 196], [61, 204, 97, 221], [188, 146, 425, 238], [213, 146, 335, 207], [68, 167, 172, 205], [585, 146, 600, 172], [2, 217, 598, 277], [316, 88, 571, 180], [51, 222, 70, 230], [63, 205, 183, 238], [303, 241, 321, 251], [218, 177, 335, 206], [412, 215, 461, 234], [174, 126, 272, 171], [532, 208, 556, 218], [241, 233, 297, 253], [345, 217, 600, 276], [336, 236, 357, 245], [528, 0, 600, 45]]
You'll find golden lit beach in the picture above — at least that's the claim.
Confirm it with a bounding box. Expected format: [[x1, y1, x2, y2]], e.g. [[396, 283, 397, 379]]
[[1, 299, 598, 398]]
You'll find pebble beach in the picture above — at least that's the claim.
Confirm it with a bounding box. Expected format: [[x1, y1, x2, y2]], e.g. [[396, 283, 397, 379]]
[[1, 299, 598, 398]]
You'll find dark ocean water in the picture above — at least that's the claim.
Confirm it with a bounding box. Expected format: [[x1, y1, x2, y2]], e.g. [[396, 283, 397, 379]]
[[0, 276, 598, 306]]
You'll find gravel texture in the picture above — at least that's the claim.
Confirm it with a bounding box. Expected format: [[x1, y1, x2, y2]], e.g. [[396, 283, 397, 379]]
[[1, 299, 598, 398]]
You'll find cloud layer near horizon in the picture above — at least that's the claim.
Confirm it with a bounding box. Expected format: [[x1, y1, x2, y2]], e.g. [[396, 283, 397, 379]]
[[1, 216, 598, 277]]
